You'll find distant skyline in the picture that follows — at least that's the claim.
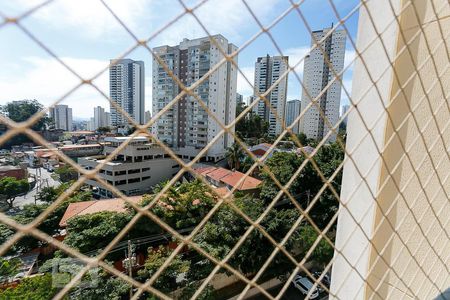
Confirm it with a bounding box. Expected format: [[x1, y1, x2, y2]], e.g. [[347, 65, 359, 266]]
[[0, 0, 358, 118]]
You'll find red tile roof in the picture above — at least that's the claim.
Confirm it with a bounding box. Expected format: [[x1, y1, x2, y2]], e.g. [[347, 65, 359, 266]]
[[205, 168, 232, 182], [59, 196, 142, 227], [194, 167, 262, 191], [220, 171, 262, 191], [194, 166, 217, 176]]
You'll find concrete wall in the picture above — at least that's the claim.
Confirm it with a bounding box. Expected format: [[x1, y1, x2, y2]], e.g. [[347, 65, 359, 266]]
[[331, 0, 450, 299]]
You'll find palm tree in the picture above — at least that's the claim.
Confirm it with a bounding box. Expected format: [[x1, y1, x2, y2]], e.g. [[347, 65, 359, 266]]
[[225, 143, 244, 171]]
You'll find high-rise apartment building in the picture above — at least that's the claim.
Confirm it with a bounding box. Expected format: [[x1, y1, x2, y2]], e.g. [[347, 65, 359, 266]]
[[104, 112, 111, 128], [299, 28, 346, 142], [49, 105, 72, 131], [144, 111, 151, 124], [94, 106, 105, 129], [152, 35, 238, 162], [285, 99, 301, 134], [109, 59, 145, 127], [236, 93, 244, 107], [252, 55, 289, 136]]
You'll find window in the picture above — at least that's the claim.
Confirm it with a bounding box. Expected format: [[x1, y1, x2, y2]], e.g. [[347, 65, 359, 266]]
[[128, 178, 141, 184]]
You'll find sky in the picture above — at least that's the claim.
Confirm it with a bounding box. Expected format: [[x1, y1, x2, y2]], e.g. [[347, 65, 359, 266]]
[[0, 0, 360, 120]]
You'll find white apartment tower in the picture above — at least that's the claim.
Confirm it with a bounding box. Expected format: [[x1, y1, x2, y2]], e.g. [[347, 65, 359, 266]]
[[49, 104, 72, 131], [109, 59, 145, 127], [252, 55, 289, 136], [94, 106, 105, 129], [299, 28, 346, 142], [152, 35, 238, 162], [285, 99, 301, 134]]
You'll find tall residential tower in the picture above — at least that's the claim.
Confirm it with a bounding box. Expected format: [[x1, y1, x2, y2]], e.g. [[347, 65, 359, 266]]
[[152, 35, 238, 162], [109, 59, 145, 127], [49, 104, 72, 131], [252, 55, 289, 136], [285, 99, 301, 134], [299, 28, 346, 142]]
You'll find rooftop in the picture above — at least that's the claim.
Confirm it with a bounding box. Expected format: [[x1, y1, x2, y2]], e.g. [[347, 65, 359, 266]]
[[194, 167, 262, 191], [59, 196, 142, 227]]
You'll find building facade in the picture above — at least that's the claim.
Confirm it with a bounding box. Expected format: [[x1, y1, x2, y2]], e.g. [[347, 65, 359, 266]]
[[49, 105, 73, 131], [79, 136, 180, 198], [152, 35, 238, 162], [236, 93, 244, 107], [109, 59, 145, 127], [299, 28, 346, 142], [285, 99, 301, 133], [144, 111, 151, 124], [252, 55, 289, 136], [93, 106, 111, 130]]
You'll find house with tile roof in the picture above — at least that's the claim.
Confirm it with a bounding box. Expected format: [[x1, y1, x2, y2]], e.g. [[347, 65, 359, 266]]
[[59, 196, 142, 227], [192, 166, 262, 195]]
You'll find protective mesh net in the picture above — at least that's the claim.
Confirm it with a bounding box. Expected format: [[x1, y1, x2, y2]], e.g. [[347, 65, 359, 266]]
[[0, 0, 448, 299]]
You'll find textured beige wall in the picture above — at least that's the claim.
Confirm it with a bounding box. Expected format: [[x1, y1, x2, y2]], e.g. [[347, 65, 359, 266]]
[[367, 0, 450, 299], [331, 0, 449, 299]]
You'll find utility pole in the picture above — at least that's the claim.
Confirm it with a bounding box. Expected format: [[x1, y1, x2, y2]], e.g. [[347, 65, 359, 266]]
[[123, 240, 136, 298]]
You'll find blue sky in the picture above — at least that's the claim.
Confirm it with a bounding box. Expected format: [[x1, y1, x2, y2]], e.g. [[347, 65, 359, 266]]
[[0, 0, 359, 119]]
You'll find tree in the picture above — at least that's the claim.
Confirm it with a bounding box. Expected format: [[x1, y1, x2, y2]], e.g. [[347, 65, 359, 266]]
[[64, 211, 132, 254], [260, 142, 344, 229], [298, 225, 334, 266], [40, 258, 129, 300], [138, 245, 190, 293], [71, 274, 129, 300], [225, 143, 244, 170], [36, 186, 59, 203], [0, 100, 51, 147], [296, 132, 308, 145], [1, 274, 58, 299], [97, 126, 111, 134], [0, 176, 30, 208], [0, 224, 14, 253], [235, 110, 270, 143], [0, 257, 21, 283], [194, 195, 302, 278], [259, 152, 303, 203], [142, 180, 217, 230], [10, 187, 92, 253], [55, 165, 78, 183]]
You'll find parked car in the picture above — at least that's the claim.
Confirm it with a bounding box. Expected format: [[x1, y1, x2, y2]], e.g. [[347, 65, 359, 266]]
[[313, 271, 331, 292], [292, 275, 319, 299]]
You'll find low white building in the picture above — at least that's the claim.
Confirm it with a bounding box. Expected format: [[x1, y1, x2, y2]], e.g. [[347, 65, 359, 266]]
[[79, 136, 180, 198]]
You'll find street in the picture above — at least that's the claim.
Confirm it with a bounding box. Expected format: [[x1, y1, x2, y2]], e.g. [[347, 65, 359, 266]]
[[13, 167, 60, 208]]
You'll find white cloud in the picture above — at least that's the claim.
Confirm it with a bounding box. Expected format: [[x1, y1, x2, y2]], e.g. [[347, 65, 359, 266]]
[[285, 46, 310, 75], [13, 0, 151, 39], [10, 0, 283, 43], [237, 66, 255, 98], [0, 56, 111, 118], [151, 0, 284, 45]]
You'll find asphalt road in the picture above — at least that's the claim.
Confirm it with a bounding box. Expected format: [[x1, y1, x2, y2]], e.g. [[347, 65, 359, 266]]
[[13, 167, 60, 208]]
